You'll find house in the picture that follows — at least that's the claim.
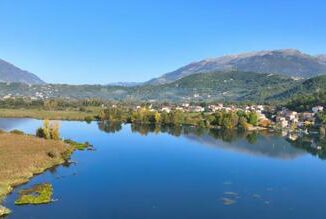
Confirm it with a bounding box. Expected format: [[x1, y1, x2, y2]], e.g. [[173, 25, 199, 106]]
[[161, 107, 171, 113], [276, 116, 289, 128], [190, 106, 205, 112], [3, 94, 12, 99], [175, 106, 185, 112], [193, 94, 200, 98], [285, 111, 298, 122], [208, 105, 223, 112], [312, 106, 324, 114], [280, 119, 289, 128], [257, 105, 264, 111], [301, 112, 314, 121], [182, 103, 190, 108]]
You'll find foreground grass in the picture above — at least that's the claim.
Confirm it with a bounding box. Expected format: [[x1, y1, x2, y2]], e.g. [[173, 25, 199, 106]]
[[0, 108, 99, 121], [15, 183, 53, 205], [0, 132, 75, 216]]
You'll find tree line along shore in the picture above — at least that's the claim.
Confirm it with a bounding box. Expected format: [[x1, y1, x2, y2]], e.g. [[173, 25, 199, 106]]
[[0, 98, 325, 134]]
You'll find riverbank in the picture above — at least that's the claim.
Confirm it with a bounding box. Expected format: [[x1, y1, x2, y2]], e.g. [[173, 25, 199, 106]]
[[0, 132, 76, 216], [0, 108, 99, 121]]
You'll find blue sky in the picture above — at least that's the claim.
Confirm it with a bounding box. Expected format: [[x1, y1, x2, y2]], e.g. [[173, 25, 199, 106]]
[[0, 0, 325, 84]]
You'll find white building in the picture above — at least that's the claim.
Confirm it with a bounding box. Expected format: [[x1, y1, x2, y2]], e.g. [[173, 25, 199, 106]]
[[161, 107, 171, 113], [312, 106, 324, 114]]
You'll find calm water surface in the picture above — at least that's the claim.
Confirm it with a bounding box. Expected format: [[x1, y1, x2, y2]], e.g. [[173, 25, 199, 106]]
[[1, 118, 326, 219]]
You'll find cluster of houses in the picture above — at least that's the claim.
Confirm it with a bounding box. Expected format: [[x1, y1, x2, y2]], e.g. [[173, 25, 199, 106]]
[[158, 103, 265, 114], [135, 103, 324, 131], [275, 106, 324, 129]]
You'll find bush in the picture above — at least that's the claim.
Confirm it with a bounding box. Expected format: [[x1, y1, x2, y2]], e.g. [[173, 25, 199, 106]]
[[36, 128, 46, 138], [43, 120, 51, 139], [10, 129, 25, 135], [84, 116, 93, 123], [36, 120, 60, 140], [50, 122, 60, 140]]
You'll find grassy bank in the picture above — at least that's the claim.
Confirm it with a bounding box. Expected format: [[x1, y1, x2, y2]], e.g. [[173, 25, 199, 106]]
[[0, 108, 99, 121], [0, 132, 76, 216]]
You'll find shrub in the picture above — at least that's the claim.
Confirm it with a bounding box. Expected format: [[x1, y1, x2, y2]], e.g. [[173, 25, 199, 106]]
[[36, 128, 46, 138], [50, 122, 60, 140], [84, 116, 93, 123], [10, 129, 25, 135], [43, 120, 51, 139], [248, 112, 258, 126], [36, 120, 60, 140]]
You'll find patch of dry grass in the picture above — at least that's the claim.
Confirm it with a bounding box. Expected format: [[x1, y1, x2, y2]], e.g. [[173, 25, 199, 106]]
[[0, 133, 73, 200]]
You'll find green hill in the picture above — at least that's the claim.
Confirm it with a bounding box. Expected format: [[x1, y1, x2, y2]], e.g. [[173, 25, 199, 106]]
[[270, 75, 326, 99], [130, 71, 301, 102], [271, 75, 326, 111], [0, 71, 306, 102]]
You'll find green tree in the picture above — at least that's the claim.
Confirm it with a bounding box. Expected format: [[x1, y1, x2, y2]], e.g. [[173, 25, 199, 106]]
[[43, 119, 51, 139], [248, 112, 258, 126], [50, 121, 60, 140], [222, 112, 239, 129]]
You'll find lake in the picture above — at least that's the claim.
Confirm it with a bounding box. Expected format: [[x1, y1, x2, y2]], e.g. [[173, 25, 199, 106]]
[[1, 118, 326, 219]]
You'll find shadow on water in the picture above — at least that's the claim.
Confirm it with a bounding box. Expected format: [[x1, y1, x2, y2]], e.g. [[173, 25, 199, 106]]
[[97, 121, 326, 160], [0, 118, 31, 130]]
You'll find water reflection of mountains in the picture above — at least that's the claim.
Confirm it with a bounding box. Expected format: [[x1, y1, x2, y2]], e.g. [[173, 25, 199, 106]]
[[98, 121, 326, 160]]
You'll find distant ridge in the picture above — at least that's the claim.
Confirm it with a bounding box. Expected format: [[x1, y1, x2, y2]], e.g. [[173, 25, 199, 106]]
[[0, 59, 45, 84], [148, 49, 326, 85], [107, 82, 142, 87]]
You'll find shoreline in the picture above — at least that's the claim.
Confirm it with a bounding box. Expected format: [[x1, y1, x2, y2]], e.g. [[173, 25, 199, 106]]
[[0, 132, 86, 216], [0, 108, 98, 121]]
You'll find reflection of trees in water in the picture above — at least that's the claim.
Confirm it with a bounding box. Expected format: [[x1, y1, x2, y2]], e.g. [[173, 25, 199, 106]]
[[97, 122, 325, 160], [287, 135, 326, 160], [97, 121, 122, 133], [129, 123, 256, 144], [128, 124, 306, 159], [131, 123, 183, 136]]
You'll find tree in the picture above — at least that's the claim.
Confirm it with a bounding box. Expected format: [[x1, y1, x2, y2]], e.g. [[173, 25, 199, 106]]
[[154, 112, 161, 123], [50, 122, 60, 140], [36, 120, 60, 140], [36, 128, 45, 138], [248, 112, 258, 126], [211, 112, 224, 126], [43, 119, 51, 139], [222, 112, 239, 129]]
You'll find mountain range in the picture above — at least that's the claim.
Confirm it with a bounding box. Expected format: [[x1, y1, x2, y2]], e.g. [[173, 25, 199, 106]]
[[148, 49, 326, 84], [0, 49, 325, 102], [0, 59, 44, 84], [0, 70, 308, 102]]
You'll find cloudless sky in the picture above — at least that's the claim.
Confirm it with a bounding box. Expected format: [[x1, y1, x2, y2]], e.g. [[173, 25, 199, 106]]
[[0, 0, 325, 84]]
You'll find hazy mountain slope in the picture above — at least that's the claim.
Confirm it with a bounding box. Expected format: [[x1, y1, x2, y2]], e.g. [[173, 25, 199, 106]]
[[148, 49, 326, 85], [0, 71, 301, 102], [107, 82, 143, 87], [317, 55, 326, 62], [0, 59, 45, 84]]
